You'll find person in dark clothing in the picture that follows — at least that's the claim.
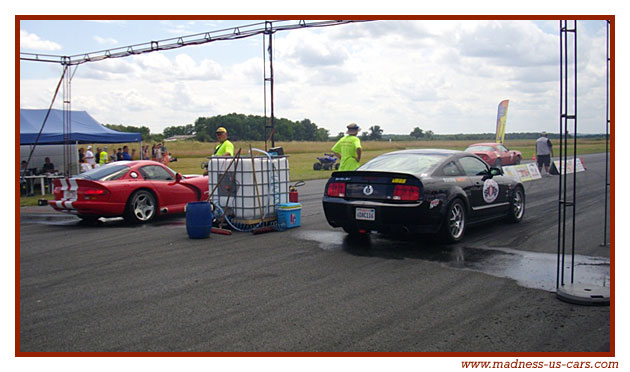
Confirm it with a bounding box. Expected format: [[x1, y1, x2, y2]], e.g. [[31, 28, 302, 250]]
[[42, 157, 56, 193], [42, 157, 55, 173]]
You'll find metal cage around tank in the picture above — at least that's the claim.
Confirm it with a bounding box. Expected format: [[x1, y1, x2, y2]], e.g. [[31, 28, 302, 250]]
[[207, 148, 289, 231]]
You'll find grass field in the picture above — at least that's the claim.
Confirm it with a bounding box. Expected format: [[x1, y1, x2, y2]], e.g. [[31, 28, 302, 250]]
[[163, 138, 608, 180], [19, 138, 608, 207]]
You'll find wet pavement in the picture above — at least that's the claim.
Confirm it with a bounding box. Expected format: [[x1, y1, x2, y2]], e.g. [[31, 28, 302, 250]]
[[295, 229, 610, 293]]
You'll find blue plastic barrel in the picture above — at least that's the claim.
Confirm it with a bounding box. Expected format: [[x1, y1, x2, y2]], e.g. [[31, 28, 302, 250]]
[[186, 201, 214, 239]]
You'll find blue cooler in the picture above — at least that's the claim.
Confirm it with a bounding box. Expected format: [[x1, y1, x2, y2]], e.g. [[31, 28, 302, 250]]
[[277, 202, 302, 229], [186, 201, 214, 239]]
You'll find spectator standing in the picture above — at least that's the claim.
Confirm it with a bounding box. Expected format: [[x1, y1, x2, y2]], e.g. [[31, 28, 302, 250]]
[[131, 148, 137, 160], [213, 127, 234, 157], [142, 145, 150, 160], [116, 148, 123, 161], [98, 147, 109, 166], [155, 143, 163, 163], [78, 147, 85, 164], [161, 144, 169, 164], [535, 131, 554, 176], [122, 145, 132, 160], [110, 149, 117, 162], [85, 146, 96, 168], [332, 123, 362, 171]]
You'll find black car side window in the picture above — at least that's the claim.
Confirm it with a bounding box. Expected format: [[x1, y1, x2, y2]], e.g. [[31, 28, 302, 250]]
[[459, 156, 489, 176], [442, 161, 463, 177]]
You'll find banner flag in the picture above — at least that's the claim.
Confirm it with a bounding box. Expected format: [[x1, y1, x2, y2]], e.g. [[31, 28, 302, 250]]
[[495, 99, 509, 143]]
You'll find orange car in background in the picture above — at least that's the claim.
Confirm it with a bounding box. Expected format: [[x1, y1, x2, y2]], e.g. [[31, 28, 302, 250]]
[[465, 142, 522, 167]]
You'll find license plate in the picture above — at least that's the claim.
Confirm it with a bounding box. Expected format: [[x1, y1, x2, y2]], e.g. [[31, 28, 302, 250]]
[[355, 207, 375, 221], [63, 190, 77, 200]]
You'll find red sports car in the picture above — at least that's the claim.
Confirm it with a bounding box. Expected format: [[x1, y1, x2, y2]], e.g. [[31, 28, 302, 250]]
[[465, 143, 522, 167], [49, 160, 209, 223]]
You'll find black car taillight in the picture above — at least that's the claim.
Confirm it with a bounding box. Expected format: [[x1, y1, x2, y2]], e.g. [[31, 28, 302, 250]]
[[327, 182, 346, 197], [392, 185, 419, 201]]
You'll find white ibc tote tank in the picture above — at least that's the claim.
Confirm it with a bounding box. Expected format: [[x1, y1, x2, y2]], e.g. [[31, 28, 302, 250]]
[[207, 149, 289, 224]]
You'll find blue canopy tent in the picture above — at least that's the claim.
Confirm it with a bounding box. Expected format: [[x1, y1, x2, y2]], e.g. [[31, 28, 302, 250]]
[[20, 109, 143, 177], [20, 108, 142, 144]]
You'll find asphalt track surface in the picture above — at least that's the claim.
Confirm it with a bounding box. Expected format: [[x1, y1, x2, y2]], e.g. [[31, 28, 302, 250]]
[[19, 153, 611, 353]]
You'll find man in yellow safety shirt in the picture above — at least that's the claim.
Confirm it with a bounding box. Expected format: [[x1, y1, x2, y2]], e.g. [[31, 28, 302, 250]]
[[332, 123, 362, 171], [213, 127, 234, 157], [98, 147, 109, 166]]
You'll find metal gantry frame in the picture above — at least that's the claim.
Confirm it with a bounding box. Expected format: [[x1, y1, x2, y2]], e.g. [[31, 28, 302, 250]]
[[20, 20, 371, 173], [556, 19, 611, 305]]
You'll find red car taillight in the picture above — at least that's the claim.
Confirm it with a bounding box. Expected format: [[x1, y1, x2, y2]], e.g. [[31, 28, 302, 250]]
[[80, 188, 109, 200], [83, 188, 107, 195], [392, 185, 420, 201], [327, 182, 346, 197]]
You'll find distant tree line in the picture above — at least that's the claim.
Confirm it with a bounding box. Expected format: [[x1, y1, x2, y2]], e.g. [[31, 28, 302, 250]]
[[106, 117, 606, 143], [103, 124, 164, 142], [192, 113, 329, 142]]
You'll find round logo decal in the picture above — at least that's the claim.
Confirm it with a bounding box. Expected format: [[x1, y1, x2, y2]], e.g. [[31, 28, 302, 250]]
[[483, 179, 499, 203], [363, 185, 374, 196]]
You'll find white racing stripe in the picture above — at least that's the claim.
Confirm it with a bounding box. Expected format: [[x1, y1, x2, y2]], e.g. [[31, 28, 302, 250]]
[[54, 178, 78, 210]]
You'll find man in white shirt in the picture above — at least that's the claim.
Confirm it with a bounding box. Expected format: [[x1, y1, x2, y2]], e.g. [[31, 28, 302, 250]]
[[85, 145, 96, 168], [535, 131, 554, 175]]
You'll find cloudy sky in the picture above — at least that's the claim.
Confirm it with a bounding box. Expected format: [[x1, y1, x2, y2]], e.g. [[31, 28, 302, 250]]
[[19, 18, 609, 136]]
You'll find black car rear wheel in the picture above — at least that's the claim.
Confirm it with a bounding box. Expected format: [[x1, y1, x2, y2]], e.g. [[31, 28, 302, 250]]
[[125, 189, 157, 223], [506, 186, 525, 223], [441, 199, 466, 243]]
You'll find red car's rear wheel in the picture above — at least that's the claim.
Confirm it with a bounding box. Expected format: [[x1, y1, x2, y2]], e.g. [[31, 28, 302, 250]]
[[125, 189, 157, 223]]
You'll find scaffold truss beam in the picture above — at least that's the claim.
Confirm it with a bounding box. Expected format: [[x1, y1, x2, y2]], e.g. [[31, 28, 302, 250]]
[[20, 20, 371, 66]]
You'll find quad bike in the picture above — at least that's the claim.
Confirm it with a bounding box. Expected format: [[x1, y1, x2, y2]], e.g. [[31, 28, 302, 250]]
[[313, 153, 340, 170]]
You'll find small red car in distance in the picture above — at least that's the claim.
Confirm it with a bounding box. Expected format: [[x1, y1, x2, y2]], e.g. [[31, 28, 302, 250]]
[[465, 142, 522, 167], [49, 160, 209, 223]]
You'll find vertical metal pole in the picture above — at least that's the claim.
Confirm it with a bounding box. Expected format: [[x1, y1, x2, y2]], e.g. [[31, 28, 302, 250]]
[[602, 20, 610, 247], [570, 20, 578, 283], [556, 20, 579, 288], [63, 63, 72, 177], [263, 21, 276, 151], [262, 33, 268, 150], [269, 25, 275, 149], [556, 20, 563, 289]]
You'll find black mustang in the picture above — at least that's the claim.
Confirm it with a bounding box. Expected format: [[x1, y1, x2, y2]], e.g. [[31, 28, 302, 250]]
[[322, 149, 525, 242]]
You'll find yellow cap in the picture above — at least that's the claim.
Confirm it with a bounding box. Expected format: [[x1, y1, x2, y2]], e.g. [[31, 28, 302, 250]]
[[216, 127, 227, 134]]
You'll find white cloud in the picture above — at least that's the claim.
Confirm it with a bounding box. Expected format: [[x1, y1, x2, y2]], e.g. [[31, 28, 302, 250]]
[[20, 30, 62, 52], [18, 20, 610, 135], [93, 35, 118, 45], [76, 52, 222, 82]]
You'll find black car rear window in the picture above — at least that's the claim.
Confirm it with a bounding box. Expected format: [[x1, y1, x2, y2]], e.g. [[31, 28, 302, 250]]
[[358, 153, 447, 174], [75, 164, 130, 181]]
